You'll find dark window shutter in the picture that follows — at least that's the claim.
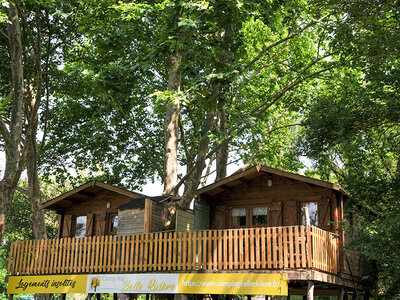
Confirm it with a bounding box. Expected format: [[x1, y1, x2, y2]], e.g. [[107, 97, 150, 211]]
[[286, 200, 299, 226], [62, 215, 75, 238], [95, 212, 107, 236], [85, 213, 94, 237], [214, 205, 226, 229], [318, 198, 331, 230], [269, 201, 282, 227]]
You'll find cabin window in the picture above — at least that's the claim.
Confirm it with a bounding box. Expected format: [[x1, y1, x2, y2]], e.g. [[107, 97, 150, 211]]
[[301, 202, 318, 226], [252, 207, 268, 225], [232, 208, 247, 227], [75, 216, 87, 237], [109, 214, 119, 235]]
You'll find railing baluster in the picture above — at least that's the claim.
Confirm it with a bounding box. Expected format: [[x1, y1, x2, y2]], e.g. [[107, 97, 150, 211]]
[[213, 230, 218, 270], [250, 228, 255, 269], [217, 230, 222, 270], [261, 228, 266, 268]]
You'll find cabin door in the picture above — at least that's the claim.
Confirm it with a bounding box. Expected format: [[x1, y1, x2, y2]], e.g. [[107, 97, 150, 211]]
[[194, 201, 210, 230]]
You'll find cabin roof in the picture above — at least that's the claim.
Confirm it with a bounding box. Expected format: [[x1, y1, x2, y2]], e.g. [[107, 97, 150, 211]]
[[196, 165, 350, 197], [42, 180, 146, 211], [117, 195, 172, 210]]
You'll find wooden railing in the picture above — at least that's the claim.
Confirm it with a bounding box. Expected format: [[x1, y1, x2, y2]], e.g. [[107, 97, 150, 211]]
[[311, 226, 338, 274], [7, 226, 338, 276]]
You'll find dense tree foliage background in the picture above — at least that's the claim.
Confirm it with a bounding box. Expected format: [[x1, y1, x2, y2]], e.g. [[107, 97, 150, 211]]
[[1, 0, 400, 298], [299, 0, 400, 297]]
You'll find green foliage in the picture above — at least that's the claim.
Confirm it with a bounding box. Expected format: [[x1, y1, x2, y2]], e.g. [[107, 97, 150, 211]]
[[40, 0, 339, 192], [300, 0, 400, 297]]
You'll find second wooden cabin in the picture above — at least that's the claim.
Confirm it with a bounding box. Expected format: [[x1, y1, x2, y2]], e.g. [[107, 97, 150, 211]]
[[43, 181, 193, 238], [195, 165, 348, 233]]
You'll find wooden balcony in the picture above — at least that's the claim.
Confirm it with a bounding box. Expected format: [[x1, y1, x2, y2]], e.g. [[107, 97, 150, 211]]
[[7, 226, 338, 276]]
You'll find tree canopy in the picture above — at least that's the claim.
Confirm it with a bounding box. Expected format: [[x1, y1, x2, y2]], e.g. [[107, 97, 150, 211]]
[[1, 0, 400, 297]]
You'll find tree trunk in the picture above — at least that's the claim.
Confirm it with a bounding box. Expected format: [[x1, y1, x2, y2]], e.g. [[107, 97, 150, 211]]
[[215, 110, 228, 182], [0, 2, 26, 241], [0, 183, 17, 239], [26, 124, 47, 239], [164, 53, 182, 195], [180, 110, 214, 209]]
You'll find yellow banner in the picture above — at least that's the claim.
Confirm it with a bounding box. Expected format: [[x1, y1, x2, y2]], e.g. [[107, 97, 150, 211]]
[[178, 273, 287, 296], [8, 275, 88, 294]]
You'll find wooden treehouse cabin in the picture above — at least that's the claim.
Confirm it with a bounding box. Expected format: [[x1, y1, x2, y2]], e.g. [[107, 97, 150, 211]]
[[6, 167, 373, 299]]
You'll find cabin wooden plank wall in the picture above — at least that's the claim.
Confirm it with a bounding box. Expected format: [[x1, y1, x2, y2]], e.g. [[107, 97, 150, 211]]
[[117, 208, 145, 235], [175, 210, 194, 231], [151, 203, 169, 232], [117, 201, 169, 236], [203, 173, 341, 233]]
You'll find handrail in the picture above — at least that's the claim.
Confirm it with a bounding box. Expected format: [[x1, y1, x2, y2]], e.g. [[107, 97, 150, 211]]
[[7, 226, 338, 275]]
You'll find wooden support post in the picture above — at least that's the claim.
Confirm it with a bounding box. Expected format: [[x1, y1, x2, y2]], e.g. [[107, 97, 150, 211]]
[[247, 296, 252, 300], [339, 287, 345, 300], [303, 206, 312, 269], [363, 291, 371, 300], [86, 294, 93, 300], [114, 294, 118, 300], [8, 295, 13, 300], [307, 281, 314, 300], [60, 294, 66, 300], [96, 294, 101, 300], [144, 199, 153, 233], [146, 294, 150, 300]]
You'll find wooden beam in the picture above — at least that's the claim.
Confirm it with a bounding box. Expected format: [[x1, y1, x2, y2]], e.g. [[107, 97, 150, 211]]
[[290, 289, 340, 296], [144, 198, 153, 233], [78, 190, 96, 198], [196, 165, 350, 198], [42, 180, 145, 210], [65, 197, 84, 203], [220, 185, 233, 192], [238, 178, 251, 185]]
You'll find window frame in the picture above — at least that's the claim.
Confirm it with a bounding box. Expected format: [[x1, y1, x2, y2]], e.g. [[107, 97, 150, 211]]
[[108, 213, 119, 235], [228, 204, 269, 228], [74, 215, 87, 238], [301, 202, 318, 226]]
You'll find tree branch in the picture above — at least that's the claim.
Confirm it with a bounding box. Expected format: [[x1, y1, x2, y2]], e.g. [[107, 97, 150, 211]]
[[12, 0, 40, 62], [174, 57, 341, 192], [244, 13, 332, 70], [235, 104, 300, 173], [38, 10, 52, 157], [179, 118, 192, 168], [16, 186, 28, 196], [201, 153, 215, 187], [128, 112, 166, 182], [0, 28, 8, 40], [0, 117, 11, 145]]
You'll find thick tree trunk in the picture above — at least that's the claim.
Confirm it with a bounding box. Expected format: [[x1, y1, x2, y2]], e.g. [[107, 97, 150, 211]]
[[26, 125, 47, 239], [0, 2, 26, 241], [164, 53, 182, 195], [0, 183, 17, 238], [180, 110, 214, 209], [215, 110, 228, 182]]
